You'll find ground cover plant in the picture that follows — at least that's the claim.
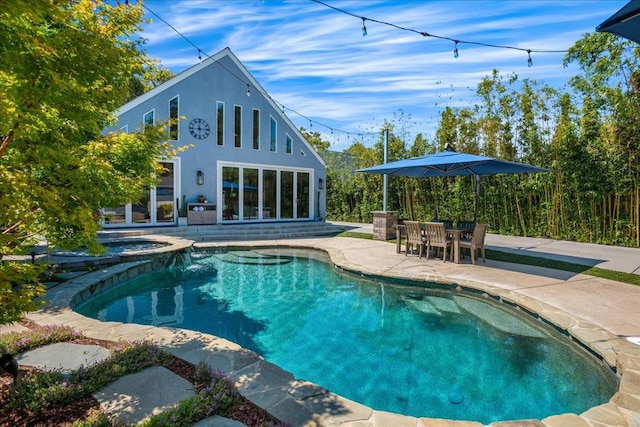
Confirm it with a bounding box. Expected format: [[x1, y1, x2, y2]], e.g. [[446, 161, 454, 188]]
[[0, 323, 283, 426]]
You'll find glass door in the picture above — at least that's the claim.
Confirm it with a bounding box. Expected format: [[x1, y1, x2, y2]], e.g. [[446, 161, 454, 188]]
[[102, 160, 176, 227], [263, 169, 277, 220], [218, 164, 312, 222], [222, 166, 240, 221], [296, 172, 310, 219], [280, 171, 294, 219], [243, 168, 259, 220], [131, 191, 151, 224], [156, 162, 175, 223]]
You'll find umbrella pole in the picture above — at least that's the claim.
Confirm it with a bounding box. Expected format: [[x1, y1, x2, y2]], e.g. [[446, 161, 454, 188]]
[[383, 128, 389, 211], [474, 175, 481, 223]]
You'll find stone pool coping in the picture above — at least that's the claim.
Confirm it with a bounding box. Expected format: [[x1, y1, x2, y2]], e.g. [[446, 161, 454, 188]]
[[26, 236, 640, 427], [6, 234, 193, 270]]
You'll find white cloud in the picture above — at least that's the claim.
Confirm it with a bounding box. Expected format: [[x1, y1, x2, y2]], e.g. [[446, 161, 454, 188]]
[[137, 0, 626, 151]]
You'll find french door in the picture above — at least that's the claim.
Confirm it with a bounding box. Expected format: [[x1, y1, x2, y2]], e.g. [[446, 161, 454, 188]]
[[102, 161, 178, 227], [220, 164, 311, 222]]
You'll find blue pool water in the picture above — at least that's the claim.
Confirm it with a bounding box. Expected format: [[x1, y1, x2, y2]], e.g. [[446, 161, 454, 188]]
[[75, 249, 618, 423]]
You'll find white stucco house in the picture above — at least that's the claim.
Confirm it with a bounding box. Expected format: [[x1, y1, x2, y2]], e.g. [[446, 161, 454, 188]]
[[102, 47, 326, 228]]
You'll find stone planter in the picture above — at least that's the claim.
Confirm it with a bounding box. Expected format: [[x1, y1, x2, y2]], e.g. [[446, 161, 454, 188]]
[[372, 211, 397, 240]]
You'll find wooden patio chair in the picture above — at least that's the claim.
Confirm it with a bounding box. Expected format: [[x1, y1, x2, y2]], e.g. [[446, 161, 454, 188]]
[[459, 223, 488, 264], [457, 220, 476, 239], [424, 222, 452, 262], [404, 221, 426, 258]]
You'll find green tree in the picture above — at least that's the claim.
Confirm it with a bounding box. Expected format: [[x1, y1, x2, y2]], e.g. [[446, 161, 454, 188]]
[[299, 127, 331, 151], [565, 33, 640, 245], [316, 35, 637, 246], [0, 0, 172, 324], [125, 58, 175, 103]]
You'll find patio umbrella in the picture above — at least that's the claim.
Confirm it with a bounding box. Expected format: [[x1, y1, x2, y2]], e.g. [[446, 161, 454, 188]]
[[596, 0, 640, 44], [357, 144, 549, 221]]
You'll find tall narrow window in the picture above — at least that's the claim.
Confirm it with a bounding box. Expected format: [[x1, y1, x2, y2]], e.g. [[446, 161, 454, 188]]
[[234, 105, 242, 148], [143, 110, 155, 127], [169, 96, 178, 140], [269, 117, 277, 152], [216, 101, 224, 146], [252, 109, 260, 150], [285, 134, 292, 154]]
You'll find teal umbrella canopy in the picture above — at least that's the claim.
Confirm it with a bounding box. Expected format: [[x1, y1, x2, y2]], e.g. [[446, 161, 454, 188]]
[[357, 145, 549, 221], [596, 0, 640, 44], [357, 146, 549, 178]]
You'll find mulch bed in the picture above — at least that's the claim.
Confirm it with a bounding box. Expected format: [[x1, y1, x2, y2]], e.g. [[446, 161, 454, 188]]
[[0, 336, 278, 426]]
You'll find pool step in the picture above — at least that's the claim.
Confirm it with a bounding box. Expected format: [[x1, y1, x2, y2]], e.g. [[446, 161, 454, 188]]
[[99, 221, 345, 242], [208, 251, 293, 265]]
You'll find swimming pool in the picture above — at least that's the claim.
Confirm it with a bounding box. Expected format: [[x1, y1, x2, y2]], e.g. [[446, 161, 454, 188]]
[[75, 248, 618, 424]]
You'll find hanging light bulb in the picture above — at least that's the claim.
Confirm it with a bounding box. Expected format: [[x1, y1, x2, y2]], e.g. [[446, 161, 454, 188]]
[[527, 50, 533, 67], [361, 18, 368, 37], [246, 84, 251, 96], [453, 41, 459, 58]]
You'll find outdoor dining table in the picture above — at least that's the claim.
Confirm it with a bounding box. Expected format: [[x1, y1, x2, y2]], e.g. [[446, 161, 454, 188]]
[[394, 223, 474, 264]]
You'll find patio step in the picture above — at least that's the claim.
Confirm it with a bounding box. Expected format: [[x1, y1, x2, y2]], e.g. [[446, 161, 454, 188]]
[[98, 221, 345, 242]]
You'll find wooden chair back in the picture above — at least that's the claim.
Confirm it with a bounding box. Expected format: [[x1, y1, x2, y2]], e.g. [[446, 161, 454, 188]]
[[404, 221, 423, 245], [424, 222, 448, 245], [471, 223, 488, 246]]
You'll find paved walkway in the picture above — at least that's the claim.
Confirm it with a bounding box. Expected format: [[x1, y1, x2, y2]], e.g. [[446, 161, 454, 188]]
[[2, 232, 640, 426], [330, 221, 640, 275]]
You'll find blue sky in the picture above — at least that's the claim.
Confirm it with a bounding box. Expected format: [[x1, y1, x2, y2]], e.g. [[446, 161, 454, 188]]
[[138, 0, 627, 151]]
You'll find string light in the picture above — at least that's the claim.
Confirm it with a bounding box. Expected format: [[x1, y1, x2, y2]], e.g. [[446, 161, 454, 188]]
[[141, 4, 381, 140], [141, 0, 577, 144], [278, 102, 375, 139], [311, 0, 567, 58]]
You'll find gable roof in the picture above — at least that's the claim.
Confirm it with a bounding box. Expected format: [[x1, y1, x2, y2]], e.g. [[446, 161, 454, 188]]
[[117, 47, 325, 167]]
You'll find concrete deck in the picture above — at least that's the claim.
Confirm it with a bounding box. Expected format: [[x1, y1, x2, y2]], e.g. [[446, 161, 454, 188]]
[[330, 221, 640, 275], [6, 232, 640, 426]]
